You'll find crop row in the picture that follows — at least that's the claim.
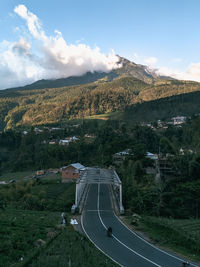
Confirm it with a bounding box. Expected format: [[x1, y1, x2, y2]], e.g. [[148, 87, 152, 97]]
[[29, 226, 117, 267], [0, 209, 60, 267]]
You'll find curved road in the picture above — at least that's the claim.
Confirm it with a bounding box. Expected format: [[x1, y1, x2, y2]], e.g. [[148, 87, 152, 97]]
[[81, 183, 199, 267]]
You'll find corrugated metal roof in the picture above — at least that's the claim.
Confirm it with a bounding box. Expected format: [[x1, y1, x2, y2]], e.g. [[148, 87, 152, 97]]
[[71, 163, 85, 170]]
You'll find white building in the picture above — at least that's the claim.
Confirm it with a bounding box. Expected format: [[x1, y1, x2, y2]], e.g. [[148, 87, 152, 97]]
[[172, 116, 186, 125]]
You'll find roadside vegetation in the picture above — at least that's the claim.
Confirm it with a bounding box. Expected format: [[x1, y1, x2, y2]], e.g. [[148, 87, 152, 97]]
[[124, 215, 200, 262]]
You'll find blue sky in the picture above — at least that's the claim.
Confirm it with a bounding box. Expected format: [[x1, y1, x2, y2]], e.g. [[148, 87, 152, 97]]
[[0, 0, 200, 89]]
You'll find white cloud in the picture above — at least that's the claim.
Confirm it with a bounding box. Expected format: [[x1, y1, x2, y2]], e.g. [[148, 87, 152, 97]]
[[156, 63, 200, 82], [187, 63, 200, 77], [14, 5, 46, 41], [144, 57, 158, 66], [132, 53, 158, 67], [0, 4, 120, 89]]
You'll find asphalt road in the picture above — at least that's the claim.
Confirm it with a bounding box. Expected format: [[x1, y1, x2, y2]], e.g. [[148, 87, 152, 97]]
[[81, 183, 199, 267]]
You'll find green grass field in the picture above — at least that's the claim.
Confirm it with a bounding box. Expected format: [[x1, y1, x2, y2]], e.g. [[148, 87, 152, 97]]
[[86, 111, 123, 120]]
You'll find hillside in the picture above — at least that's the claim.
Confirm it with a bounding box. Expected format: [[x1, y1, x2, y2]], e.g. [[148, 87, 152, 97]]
[[1, 57, 200, 130]]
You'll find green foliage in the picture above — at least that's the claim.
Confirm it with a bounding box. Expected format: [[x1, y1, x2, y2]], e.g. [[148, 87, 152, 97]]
[[30, 227, 117, 267], [159, 136, 175, 155], [124, 90, 200, 123], [0, 208, 60, 267], [0, 179, 75, 212]]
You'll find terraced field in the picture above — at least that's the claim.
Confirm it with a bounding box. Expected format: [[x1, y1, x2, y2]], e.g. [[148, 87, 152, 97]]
[[0, 186, 116, 267], [30, 226, 117, 267], [0, 209, 60, 267]]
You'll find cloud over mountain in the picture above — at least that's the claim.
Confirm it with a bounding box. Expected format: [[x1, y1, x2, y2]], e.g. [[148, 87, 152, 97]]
[[0, 5, 120, 89], [156, 63, 200, 82]]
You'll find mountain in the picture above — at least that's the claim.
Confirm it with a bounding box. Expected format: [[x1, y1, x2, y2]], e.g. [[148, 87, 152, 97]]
[[1, 56, 167, 94], [1, 56, 200, 130]]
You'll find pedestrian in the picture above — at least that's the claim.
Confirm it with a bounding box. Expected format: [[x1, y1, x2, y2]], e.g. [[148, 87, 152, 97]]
[[61, 212, 66, 225]]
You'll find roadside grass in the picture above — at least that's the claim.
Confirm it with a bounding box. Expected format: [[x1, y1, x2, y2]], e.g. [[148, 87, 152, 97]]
[[29, 226, 118, 267], [0, 170, 35, 182], [124, 215, 200, 262]]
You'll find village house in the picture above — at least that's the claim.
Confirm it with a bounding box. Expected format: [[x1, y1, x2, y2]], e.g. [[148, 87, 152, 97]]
[[50, 127, 62, 131], [171, 116, 186, 125], [36, 170, 45, 176], [145, 152, 158, 174], [34, 127, 43, 134], [146, 152, 158, 161], [49, 141, 56, 145], [59, 136, 79, 145], [112, 149, 131, 165], [62, 163, 85, 182], [59, 139, 70, 145]]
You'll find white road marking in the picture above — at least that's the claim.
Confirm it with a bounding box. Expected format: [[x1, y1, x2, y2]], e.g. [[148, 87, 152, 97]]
[[81, 185, 122, 267], [113, 211, 199, 267], [97, 183, 162, 267], [82, 183, 200, 267], [86, 209, 112, 212]]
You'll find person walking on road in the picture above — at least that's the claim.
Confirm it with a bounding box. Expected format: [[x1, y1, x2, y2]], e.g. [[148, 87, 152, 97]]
[[61, 212, 66, 225]]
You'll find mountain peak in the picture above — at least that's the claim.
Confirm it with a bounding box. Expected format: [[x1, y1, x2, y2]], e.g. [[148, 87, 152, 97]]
[[3, 55, 174, 92]]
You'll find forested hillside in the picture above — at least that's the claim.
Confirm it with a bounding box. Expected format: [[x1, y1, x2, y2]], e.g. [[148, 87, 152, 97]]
[[1, 77, 200, 130], [1, 57, 200, 130]]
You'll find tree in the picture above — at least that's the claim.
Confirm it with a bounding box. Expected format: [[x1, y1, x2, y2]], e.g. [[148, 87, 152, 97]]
[[159, 137, 175, 155], [133, 160, 144, 182]]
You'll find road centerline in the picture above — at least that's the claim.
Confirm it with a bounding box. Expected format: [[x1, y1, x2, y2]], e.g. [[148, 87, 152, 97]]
[[97, 183, 161, 267]]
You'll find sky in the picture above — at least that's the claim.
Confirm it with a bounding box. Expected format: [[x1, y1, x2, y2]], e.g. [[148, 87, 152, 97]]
[[0, 0, 200, 89]]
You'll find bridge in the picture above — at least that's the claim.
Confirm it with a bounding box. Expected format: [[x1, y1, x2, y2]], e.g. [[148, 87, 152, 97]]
[[71, 167, 198, 267], [72, 167, 124, 214]]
